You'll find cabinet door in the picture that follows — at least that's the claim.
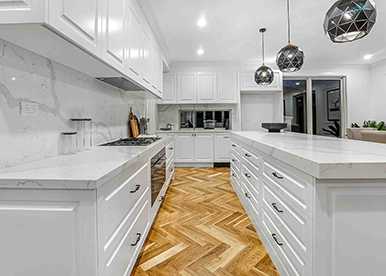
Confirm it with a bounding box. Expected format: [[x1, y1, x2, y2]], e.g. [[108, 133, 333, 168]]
[[142, 30, 151, 85], [197, 73, 217, 103], [160, 74, 176, 103], [214, 133, 231, 162], [175, 134, 194, 163], [177, 73, 196, 103], [158, 56, 164, 96], [48, 0, 100, 55], [240, 70, 283, 92], [195, 134, 213, 162], [150, 44, 158, 91], [126, 6, 143, 80], [101, 0, 126, 71], [218, 72, 238, 103]]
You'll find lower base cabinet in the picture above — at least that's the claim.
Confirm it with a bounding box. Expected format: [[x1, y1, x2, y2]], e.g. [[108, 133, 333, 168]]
[[0, 140, 175, 276], [231, 136, 386, 276]]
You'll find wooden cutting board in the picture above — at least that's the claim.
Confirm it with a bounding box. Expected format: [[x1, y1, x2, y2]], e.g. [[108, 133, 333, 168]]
[[129, 107, 139, 137]]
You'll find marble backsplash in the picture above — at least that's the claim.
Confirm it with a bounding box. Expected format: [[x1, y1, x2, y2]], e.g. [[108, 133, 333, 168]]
[[0, 39, 147, 170], [157, 104, 238, 130]]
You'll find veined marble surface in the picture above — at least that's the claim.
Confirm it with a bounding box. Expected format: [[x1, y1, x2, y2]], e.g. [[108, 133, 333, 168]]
[[231, 131, 386, 179], [0, 137, 172, 190], [0, 39, 147, 170], [156, 128, 230, 134]]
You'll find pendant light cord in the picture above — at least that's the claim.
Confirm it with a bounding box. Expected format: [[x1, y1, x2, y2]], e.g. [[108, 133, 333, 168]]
[[262, 31, 265, 65], [287, 0, 291, 44]]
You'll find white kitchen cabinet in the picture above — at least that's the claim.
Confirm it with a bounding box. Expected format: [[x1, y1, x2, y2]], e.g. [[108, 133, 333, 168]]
[[195, 133, 214, 162], [101, 0, 126, 71], [218, 72, 238, 103], [240, 70, 283, 92], [214, 133, 231, 162], [175, 134, 195, 162], [126, 5, 143, 81], [48, 0, 100, 55], [0, 189, 97, 276], [197, 73, 217, 103], [142, 30, 151, 85], [177, 73, 197, 103], [0, 0, 46, 23], [160, 74, 176, 103]]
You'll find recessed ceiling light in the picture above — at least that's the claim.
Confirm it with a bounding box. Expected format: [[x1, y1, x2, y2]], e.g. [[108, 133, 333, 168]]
[[197, 48, 204, 55], [197, 18, 207, 27], [364, 54, 373, 60]]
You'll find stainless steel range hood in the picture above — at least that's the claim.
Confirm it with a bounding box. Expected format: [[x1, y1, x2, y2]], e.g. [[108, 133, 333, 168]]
[[95, 77, 145, 91]]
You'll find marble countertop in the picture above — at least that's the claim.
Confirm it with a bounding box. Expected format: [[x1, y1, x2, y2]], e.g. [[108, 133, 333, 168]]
[[0, 137, 173, 190], [231, 131, 386, 179], [156, 129, 230, 134]]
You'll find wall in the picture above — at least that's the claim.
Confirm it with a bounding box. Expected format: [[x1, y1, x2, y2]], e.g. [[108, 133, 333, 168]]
[[0, 39, 147, 170], [369, 60, 386, 122]]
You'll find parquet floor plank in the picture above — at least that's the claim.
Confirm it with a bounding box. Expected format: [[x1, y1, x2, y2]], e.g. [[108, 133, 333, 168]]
[[131, 167, 278, 276]]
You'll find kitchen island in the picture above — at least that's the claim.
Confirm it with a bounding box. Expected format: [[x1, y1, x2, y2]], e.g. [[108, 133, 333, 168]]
[[230, 131, 386, 276], [0, 137, 174, 276]]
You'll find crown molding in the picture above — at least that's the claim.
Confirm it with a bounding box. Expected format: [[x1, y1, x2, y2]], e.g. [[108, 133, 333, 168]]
[[137, 0, 172, 68]]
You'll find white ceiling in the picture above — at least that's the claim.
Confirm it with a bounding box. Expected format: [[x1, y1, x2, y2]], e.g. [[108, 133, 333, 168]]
[[147, 0, 386, 66]]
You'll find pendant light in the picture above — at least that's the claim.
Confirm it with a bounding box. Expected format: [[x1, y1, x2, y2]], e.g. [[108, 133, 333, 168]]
[[324, 0, 377, 43], [276, 0, 305, 72], [255, 28, 274, 86]]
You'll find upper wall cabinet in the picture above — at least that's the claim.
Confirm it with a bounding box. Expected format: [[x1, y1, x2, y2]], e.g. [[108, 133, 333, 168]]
[[101, 0, 126, 71], [158, 71, 238, 104], [0, 0, 166, 99], [48, 0, 101, 55], [240, 70, 283, 92]]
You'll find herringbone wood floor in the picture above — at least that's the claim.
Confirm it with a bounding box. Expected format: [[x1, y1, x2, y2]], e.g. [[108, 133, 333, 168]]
[[131, 167, 279, 276]]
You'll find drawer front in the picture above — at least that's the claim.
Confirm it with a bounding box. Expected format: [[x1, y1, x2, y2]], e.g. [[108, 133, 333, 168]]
[[99, 196, 150, 276], [231, 141, 242, 155], [261, 205, 313, 276], [241, 165, 259, 200], [231, 153, 241, 171], [166, 158, 175, 182], [263, 181, 313, 262], [230, 166, 241, 187], [263, 159, 313, 218], [241, 181, 260, 220], [97, 163, 149, 260], [166, 141, 175, 159], [241, 147, 260, 172]]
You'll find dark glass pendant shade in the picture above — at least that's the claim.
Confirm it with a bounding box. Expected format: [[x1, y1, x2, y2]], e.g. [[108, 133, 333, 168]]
[[255, 65, 274, 86], [276, 43, 305, 72], [276, 0, 304, 72], [324, 0, 377, 43], [255, 28, 274, 85]]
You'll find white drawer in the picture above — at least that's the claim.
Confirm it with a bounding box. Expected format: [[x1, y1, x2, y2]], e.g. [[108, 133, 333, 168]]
[[99, 195, 150, 276], [263, 180, 313, 263], [166, 158, 175, 182], [261, 205, 313, 276], [166, 141, 174, 159], [231, 166, 241, 187], [231, 141, 242, 155], [241, 147, 260, 172], [263, 159, 314, 219], [241, 180, 260, 220], [231, 153, 241, 171], [241, 164, 259, 200], [97, 163, 149, 261]]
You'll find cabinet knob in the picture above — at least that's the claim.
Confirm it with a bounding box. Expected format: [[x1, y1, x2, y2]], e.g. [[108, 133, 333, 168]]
[[169, 147, 174, 150], [272, 203, 284, 213], [159, 196, 164, 202], [232, 159, 237, 163], [232, 144, 237, 147], [272, 172, 284, 180], [170, 168, 174, 172], [244, 173, 251, 179], [131, 233, 142, 247], [130, 184, 140, 194], [232, 173, 236, 177], [272, 234, 283, 246], [245, 193, 251, 199], [223, 136, 230, 139], [245, 153, 251, 158]]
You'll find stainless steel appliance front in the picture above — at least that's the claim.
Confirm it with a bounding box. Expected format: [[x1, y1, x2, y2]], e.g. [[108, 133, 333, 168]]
[[151, 148, 166, 207]]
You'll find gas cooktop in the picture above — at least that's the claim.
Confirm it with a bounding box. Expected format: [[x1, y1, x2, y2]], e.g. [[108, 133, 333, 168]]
[[100, 137, 161, 147]]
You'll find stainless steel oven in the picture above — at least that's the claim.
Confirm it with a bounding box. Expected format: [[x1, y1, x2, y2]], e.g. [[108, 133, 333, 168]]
[[151, 148, 166, 207]]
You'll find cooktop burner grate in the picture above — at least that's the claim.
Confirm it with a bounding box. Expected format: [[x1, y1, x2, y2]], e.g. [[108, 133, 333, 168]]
[[100, 137, 161, 147]]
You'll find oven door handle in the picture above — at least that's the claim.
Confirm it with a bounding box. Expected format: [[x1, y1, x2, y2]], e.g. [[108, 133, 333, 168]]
[[152, 159, 166, 170]]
